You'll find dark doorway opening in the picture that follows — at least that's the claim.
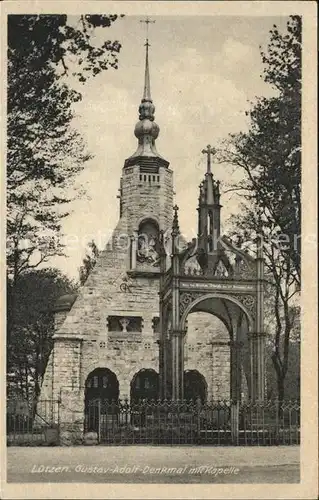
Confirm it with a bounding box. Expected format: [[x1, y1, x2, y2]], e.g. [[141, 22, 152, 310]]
[[130, 369, 159, 402], [84, 368, 119, 433], [184, 369, 207, 403]]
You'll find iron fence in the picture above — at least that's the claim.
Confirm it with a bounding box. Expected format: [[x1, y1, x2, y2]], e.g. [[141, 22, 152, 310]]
[[7, 398, 60, 446], [84, 399, 300, 446], [7, 398, 299, 446]]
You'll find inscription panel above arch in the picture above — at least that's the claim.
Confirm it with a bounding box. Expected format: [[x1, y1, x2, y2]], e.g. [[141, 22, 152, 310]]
[[179, 280, 256, 293]]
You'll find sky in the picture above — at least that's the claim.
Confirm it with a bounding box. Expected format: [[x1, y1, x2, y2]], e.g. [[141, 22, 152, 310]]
[[52, 14, 289, 279]]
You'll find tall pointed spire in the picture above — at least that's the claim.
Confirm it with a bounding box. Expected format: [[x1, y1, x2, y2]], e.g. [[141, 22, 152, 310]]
[[138, 38, 155, 121], [143, 39, 152, 102], [125, 18, 169, 169]]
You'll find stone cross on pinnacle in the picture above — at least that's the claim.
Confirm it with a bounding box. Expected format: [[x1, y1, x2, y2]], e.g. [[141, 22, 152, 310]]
[[140, 16, 156, 46], [202, 144, 216, 174]]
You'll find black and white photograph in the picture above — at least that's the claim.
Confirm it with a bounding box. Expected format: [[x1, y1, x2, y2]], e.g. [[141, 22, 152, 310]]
[[1, 1, 317, 499]]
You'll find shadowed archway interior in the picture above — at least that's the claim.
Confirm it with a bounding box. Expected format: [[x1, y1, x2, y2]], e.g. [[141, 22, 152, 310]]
[[130, 369, 159, 402], [85, 368, 119, 404], [183, 369, 207, 403], [84, 368, 120, 432]]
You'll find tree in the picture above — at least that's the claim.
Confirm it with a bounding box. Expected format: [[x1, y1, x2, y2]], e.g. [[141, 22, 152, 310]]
[[7, 14, 123, 284], [79, 240, 99, 285], [220, 15, 301, 283], [219, 16, 301, 401], [7, 268, 78, 402]]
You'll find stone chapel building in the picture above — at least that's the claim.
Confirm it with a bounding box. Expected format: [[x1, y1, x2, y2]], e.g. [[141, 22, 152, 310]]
[[39, 38, 234, 426]]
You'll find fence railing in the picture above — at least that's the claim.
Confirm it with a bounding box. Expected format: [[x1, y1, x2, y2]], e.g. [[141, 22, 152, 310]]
[[7, 398, 300, 446], [84, 399, 300, 446], [7, 398, 60, 446]]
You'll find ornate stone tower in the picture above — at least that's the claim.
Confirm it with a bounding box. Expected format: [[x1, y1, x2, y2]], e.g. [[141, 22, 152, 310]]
[[118, 37, 173, 244]]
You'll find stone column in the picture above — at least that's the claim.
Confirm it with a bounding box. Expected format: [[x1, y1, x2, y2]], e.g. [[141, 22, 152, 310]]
[[229, 340, 243, 402], [229, 335, 243, 444], [171, 330, 185, 400], [59, 387, 85, 445], [254, 227, 266, 401], [249, 331, 266, 401]]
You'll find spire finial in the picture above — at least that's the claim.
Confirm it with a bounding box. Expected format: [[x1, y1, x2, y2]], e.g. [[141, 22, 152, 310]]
[[202, 144, 216, 174], [172, 205, 180, 235], [140, 17, 155, 102], [126, 17, 170, 167]]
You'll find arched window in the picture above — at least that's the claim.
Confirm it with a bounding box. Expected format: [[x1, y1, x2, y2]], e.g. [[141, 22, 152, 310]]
[[85, 368, 119, 404]]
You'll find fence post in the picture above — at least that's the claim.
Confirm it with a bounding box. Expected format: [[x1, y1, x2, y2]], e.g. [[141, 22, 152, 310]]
[[275, 398, 279, 445], [97, 399, 101, 443], [196, 397, 202, 444], [57, 398, 61, 444], [231, 400, 239, 445]]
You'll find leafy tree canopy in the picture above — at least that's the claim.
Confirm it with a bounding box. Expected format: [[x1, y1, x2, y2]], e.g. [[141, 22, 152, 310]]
[[7, 14, 123, 281], [7, 267, 78, 400]]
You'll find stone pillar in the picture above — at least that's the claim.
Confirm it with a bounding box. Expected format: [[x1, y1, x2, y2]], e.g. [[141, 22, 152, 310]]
[[159, 304, 172, 400], [257, 334, 266, 400], [52, 335, 83, 399], [119, 374, 130, 401], [249, 332, 266, 401], [171, 330, 185, 400], [230, 340, 243, 402], [255, 225, 265, 401], [59, 387, 85, 445], [229, 335, 243, 444]]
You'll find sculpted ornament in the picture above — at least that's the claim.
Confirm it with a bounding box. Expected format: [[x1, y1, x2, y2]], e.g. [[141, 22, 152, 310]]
[[179, 292, 200, 316], [237, 294, 256, 318]]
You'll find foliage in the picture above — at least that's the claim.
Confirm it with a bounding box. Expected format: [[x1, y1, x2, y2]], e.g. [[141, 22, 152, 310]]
[[7, 268, 78, 401], [266, 341, 300, 401], [220, 15, 301, 283], [7, 14, 123, 282], [219, 16, 301, 401]]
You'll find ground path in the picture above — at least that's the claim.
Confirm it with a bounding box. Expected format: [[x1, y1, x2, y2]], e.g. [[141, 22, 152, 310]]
[[7, 445, 299, 483]]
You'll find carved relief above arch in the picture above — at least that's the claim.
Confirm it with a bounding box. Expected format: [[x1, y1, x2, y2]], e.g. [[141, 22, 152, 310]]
[[236, 294, 256, 319]]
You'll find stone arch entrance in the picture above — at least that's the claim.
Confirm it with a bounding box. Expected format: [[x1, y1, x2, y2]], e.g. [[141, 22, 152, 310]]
[[185, 311, 230, 400], [130, 369, 159, 402], [84, 368, 119, 432], [160, 287, 255, 401], [158, 159, 265, 403], [184, 369, 207, 402], [182, 294, 251, 402]]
